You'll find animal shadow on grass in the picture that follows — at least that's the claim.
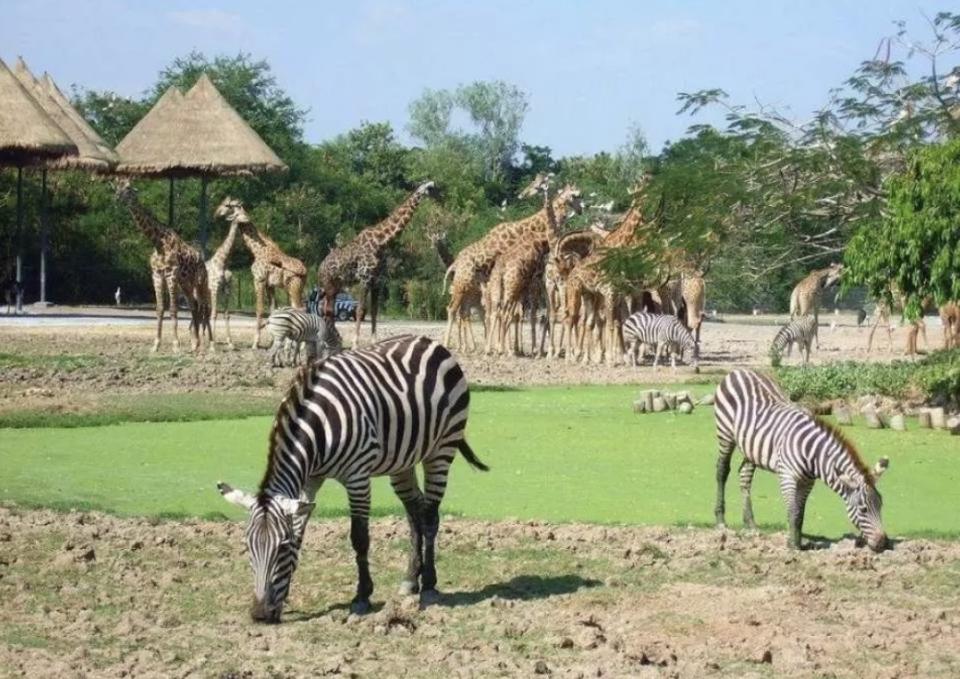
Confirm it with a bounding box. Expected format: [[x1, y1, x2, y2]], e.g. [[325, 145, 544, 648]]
[[802, 532, 903, 551], [437, 574, 601, 608]]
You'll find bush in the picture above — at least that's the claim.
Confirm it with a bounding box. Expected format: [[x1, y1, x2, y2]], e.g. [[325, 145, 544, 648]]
[[404, 279, 447, 320], [775, 349, 960, 404]]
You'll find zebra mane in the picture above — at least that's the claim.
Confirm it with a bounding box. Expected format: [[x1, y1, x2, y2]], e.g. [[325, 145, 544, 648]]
[[258, 364, 313, 497], [814, 417, 876, 487]]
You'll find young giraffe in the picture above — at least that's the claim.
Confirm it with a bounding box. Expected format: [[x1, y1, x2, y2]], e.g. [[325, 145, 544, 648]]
[[214, 198, 307, 349], [318, 181, 435, 348], [789, 262, 843, 349], [428, 229, 485, 349], [115, 179, 210, 353], [204, 215, 241, 349], [445, 175, 583, 351]]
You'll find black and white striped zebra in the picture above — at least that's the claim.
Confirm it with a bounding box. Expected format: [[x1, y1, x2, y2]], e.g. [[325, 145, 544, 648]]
[[770, 315, 817, 366], [217, 335, 488, 622], [714, 369, 889, 551], [265, 307, 342, 367], [621, 311, 699, 371]]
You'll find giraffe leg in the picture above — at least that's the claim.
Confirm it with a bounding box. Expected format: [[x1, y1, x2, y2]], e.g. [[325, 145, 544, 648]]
[[369, 284, 379, 344], [166, 272, 181, 353], [151, 268, 164, 353], [223, 285, 233, 349], [354, 286, 367, 349], [253, 282, 265, 349]]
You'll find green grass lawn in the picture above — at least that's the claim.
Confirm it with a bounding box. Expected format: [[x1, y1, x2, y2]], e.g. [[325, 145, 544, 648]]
[[2, 384, 959, 538]]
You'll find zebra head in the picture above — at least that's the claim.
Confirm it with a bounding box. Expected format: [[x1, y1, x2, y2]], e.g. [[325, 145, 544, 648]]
[[217, 482, 314, 623], [838, 457, 890, 552]]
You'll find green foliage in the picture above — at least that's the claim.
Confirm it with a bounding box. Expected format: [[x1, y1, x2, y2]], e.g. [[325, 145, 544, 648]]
[[846, 137, 960, 318], [775, 349, 960, 403]]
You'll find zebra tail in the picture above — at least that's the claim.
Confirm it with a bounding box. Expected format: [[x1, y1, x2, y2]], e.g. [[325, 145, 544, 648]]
[[457, 440, 489, 471], [442, 265, 454, 294]]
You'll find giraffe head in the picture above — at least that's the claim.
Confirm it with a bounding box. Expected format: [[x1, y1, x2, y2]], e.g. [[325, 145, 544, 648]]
[[517, 173, 554, 200], [215, 197, 251, 225], [556, 185, 584, 218], [112, 177, 135, 200], [415, 180, 437, 198], [823, 262, 844, 288]]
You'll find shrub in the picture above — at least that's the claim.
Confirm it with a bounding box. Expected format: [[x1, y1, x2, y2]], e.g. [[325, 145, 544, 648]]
[[775, 349, 960, 404]]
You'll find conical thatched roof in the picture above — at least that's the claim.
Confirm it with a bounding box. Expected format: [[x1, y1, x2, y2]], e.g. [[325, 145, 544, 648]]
[[0, 58, 77, 166], [13, 57, 117, 171], [116, 74, 286, 177]]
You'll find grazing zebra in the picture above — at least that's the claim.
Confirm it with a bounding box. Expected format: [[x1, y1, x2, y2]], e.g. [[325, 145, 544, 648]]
[[714, 369, 889, 551], [265, 307, 342, 367], [217, 335, 488, 622], [770, 315, 817, 366], [621, 311, 699, 371]]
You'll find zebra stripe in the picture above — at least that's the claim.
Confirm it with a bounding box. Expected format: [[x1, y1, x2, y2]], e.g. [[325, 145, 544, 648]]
[[621, 311, 699, 370], [219, 335, 487, 622], [770, 315, 817, 365], [266, 307, 342, 366], [713, 368, 889, 551]]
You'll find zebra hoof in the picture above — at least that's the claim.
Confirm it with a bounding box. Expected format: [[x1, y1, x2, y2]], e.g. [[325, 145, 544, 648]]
[[397, 580, 419, 596], [419, 589, 441, 609], [349, 599, 372, 615]]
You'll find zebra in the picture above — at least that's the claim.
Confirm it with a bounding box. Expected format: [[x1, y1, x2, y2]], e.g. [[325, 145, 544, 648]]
[[770, 315, 817, 366], [217, 335, 488, 622], [265, 307, 342, 367], [714, 368, 889, 551], [621, 311, 699, 371]]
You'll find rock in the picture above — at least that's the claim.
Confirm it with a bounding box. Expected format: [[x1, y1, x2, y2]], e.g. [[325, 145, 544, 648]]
[[918, 410, 932, 429], [664, 393, 677, 410], [699, 393, 715, 406], [834, 406, 853, 426], [652, 397, 667, 413], [644, 391, 655, 413], [558, 637, 574, 649], [757, 649, 773, 664], [678, 402, 694, 414], [947, 416, 960, 435], [633, 400, 646, 414], [534, 660, 551, 674], [930, 407, 946, 429], [888, 414, 906, 431], [863, 408, 884, 429]]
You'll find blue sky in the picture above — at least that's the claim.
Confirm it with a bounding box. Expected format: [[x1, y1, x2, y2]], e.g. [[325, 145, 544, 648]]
[[0, 1, 945, 156]]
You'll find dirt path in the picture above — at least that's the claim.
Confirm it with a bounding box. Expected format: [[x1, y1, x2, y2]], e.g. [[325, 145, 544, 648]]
[[1, 507, 958, 678]]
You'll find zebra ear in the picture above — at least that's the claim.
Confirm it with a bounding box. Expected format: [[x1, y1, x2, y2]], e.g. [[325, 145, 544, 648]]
[[275, 496, 315, 517], [217, 481, 256, 510], [873, 457, 890, 480], [837, 473, 859, 491]]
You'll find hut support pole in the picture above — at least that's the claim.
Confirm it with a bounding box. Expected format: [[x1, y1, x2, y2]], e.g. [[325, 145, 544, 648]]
[[15, 166, 23, 313], [198, 175, 209, 256], [168, 176, 175, 230], [39, 169, 48, 305]]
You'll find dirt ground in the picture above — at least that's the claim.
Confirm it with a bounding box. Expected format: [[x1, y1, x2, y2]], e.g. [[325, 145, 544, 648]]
[[0, 305, 938, 414], [1, 507, 958, 679], [3, 308, 959, 677]]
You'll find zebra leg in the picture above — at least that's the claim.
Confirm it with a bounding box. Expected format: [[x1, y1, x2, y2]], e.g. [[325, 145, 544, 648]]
[[780, 474, 814, 550], [346, 479, 374, 614], [738, 460, 758, 529], [419, 454, 454, 608], [390, 469, 425, 596], [715, 435, 735, 527]]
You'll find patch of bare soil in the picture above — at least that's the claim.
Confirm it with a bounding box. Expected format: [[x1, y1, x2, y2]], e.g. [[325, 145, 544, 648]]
[[0, 310, 922, 412], [1, 507, 958, 678]]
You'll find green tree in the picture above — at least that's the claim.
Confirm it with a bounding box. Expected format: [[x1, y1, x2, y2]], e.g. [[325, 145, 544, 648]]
[[845, 137, 960, 318]]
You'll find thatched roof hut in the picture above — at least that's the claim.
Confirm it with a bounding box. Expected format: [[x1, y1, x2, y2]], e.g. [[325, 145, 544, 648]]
[[0, 58, 77, 166], [116, 74, 286, 177], [12, 58, 117, 171]]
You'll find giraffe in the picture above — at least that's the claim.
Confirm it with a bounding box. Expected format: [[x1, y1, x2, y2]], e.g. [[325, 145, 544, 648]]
[[866, 287, 934, 355], [115, 179, 210, 353], [561, 192, 659, 365], [789, 262, 843, 349], [680, 273, 707, 342], [204, 215, 240, 349], [484, 178, 556, 355], [428, 229, 485, 350], [318, 181, 436, 347], [444, 175, 583, 351], [214, 198, 307, 349]]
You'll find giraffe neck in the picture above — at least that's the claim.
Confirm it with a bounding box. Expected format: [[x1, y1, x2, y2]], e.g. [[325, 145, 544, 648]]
[[209, 219, 240, 268], [367, 188, 428, 249], [543, 187, 560, 251], [432, 238, 454, 268], [120, 191, 169, 252], [606, 203, 644, 247]]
